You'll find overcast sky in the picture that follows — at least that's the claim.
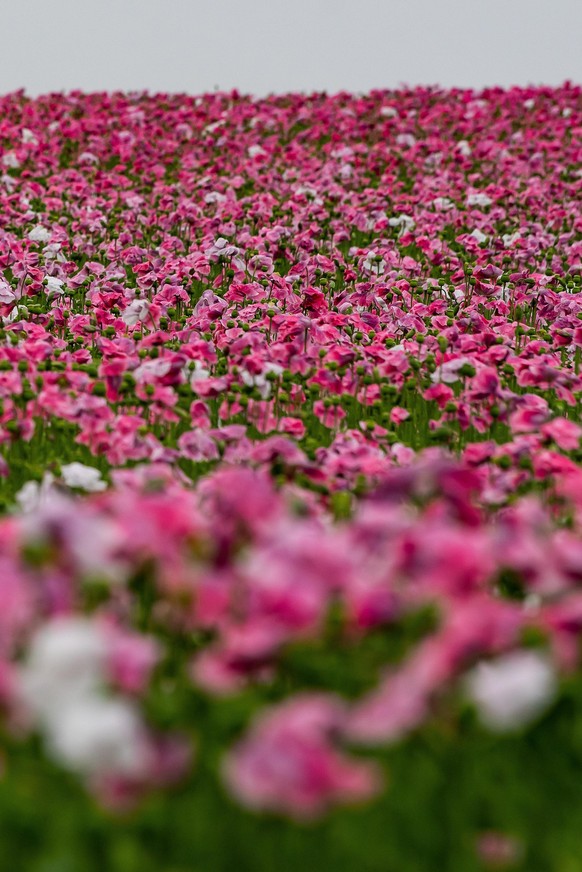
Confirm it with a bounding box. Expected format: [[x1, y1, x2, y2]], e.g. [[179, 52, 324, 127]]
[[2, 0, 581, 97]]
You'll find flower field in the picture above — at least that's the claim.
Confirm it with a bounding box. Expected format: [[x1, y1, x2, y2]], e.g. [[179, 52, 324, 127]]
[[0, 84, 581, 871]]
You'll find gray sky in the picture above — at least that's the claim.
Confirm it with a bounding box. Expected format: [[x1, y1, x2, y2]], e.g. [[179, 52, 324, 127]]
[[2, 0, 581, 97]]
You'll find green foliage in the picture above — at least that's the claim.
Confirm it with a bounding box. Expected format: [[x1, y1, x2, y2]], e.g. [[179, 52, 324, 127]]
[[4, 684, 582, 872], [2, 615, 582, 871]]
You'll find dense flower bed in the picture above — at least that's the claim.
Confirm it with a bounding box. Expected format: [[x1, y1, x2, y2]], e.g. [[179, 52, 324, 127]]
[[0, 84, 581, 870]]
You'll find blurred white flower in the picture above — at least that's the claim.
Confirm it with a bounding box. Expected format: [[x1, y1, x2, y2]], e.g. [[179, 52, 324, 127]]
[[21, 128, 38, 145], [2, 152, 20, 169], [467, 193, 492, 208], [396, 133, 416, 148], [190, 360, 211, 385], [47, 696, 148, 777], [503, 232, 521, 248], [61, 462, 106, 493], [433, 197, 455, 211], [28, 225, 51, 243], [388, 214, 415, 232], [19, 618, 108, 721], [204, 191, 226, 205], [15, 472, 56, 513], [78, 151, 99, 164], [466, 650, 557, 732], [203, 120, 223, 135], [67, 514, 124, 581], [1, 173, 17, 191]]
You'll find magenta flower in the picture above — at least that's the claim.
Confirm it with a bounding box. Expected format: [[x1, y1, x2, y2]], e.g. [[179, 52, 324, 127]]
[[223, 695, 381, 819]]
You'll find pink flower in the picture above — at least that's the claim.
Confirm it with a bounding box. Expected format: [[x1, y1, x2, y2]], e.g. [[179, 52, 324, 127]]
[[178, 430, 220, 463], [279, 416, 306, 439], [105, 626, 161, 695], [509, 396, 549, 433], [389, 406, 410, 425], [0, 559, 33, 654], [476, 832, 523, 867], [541, 417, 582, 451], [0, 279, 17, 305], [223, 695, 381, 819], [121, 298, 150, 328]]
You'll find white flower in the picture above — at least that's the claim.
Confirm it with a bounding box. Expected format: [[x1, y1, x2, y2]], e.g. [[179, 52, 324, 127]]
[[15, 472, 56, 512], [204, 237, 245, 271], [425, 152, 442, 169], [331, 146, 354, 160], [133, 358, 172, 383], [176, 123, 193, 140], [470, 229, 488, 244], [122, 298, 150, 327], [203, 120, 223, 135], [1, 173, 17, 191], [523, 594, 542, 612], [0, 279, 16, 304], [467, 193, 492, 208], [78, 151, 98, 165], [61, 462, 106, 493], [16, 481, 42, 513], [293, 185, 318, 200], [43, 242, 66, 262], [19, 618, 149, 780], [456, 140, 472, 157], [466, 650, 557, 732], [190, 360, 211, 384], [19, 618, 108, 721], [2, 151, 20, 169], [3, 304, 28, 324], [502, 232, 521, 248], [204, 191, 226, 205], [47, 696, 148, 777], [45, 276, 65, 297], [363, 250, 386, 274], [396, 133, 416, 148], [248, 145, 266, 158], [21, 128, 38, 145], [380, 106, 398, 118], [433, 197, 455, 211], [28, 225, 51, 243], [241, 363, 283, 400], [431, 356, 474, 384], [388, 214, 415, 232], [61, 513, 123, 581]]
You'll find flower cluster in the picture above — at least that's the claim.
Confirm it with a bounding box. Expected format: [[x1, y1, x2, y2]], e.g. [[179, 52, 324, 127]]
[[1, 454, 582, 815], [0, 84, 580, 847]]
